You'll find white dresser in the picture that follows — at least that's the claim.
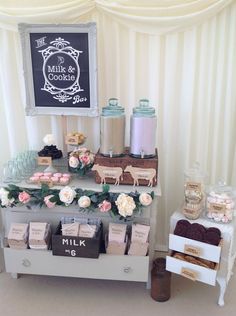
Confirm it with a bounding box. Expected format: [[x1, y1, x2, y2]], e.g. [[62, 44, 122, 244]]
[[0, 175, 161, 288]]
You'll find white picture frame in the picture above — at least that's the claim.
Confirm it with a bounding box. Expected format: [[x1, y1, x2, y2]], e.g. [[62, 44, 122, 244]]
[[19, 23, 98, 116]]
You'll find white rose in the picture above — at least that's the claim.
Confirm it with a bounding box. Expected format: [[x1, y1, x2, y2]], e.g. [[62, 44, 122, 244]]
[[0, 188, 14, 207], [78, 196, 91, 208], [43, 134, 55, 145], [69, 156, 79, 168], [139, 193, 152, 206], [115, 193, 136, 217], [59, 186, 76, 205]]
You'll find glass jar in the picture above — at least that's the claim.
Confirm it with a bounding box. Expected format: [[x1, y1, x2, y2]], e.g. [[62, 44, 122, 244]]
[[151, 257, 171, 302], [206, 181, 235, 223], [182, 163, 206, 220], [100, 98, 125, 157], [130, 99, 157, 158]]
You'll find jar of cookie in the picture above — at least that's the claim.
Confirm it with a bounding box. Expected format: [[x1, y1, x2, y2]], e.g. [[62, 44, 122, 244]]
[[182, 163, 206, 220], [206, 181, 235, 223]]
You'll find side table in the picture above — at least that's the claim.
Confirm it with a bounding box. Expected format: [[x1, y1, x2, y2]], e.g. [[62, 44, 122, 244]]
[[168, 210, 236, 306]]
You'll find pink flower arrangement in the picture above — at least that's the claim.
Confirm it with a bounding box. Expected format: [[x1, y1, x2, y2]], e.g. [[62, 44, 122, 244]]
[[80, 155, 90, 165], [44, 195, 56, 209], [98, 200, 112, 213], [68, 147, 95, 176], [18, 191, 31, 204]]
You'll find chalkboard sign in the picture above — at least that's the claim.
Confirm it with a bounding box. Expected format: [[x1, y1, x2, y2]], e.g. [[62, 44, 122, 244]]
[[19, 23, 98, 116]]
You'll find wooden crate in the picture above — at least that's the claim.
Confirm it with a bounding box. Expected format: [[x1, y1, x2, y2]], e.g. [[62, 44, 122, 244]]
[[52, 222, 103, 259], [93, 148, 158, 186]]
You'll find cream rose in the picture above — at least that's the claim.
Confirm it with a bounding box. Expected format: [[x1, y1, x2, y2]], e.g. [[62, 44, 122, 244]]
[[0, 188, 14, 207], [43, 134, 55, 145], [78, 196, 91, 208], [59, 186, 76, 205], [139, 193, 153, 206], [115, 193, 136, 217], [69, 156, 79, 168]]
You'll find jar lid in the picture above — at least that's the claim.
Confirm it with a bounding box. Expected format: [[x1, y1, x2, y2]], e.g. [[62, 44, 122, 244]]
[[209, 181, 234, 197], [184, 162, 206, 181], [132, 99, 156, 117], [101, 98, 125, 116]]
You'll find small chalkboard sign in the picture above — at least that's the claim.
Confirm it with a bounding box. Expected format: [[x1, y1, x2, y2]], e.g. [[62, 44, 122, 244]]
[[19, 23, 98, 116]]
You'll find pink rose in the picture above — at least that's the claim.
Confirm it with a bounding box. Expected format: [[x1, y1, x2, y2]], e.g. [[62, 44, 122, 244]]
[[98, 200, 112, 213], [44, 195, 56, 209], [18, 191, 31, 204], [80, 155, 90, 165]]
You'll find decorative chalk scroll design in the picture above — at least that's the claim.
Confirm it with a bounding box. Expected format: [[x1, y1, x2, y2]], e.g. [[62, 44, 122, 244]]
[[92, 164, 123, 185], [124, 165, 156, 187], [39, 37, 83, 103]]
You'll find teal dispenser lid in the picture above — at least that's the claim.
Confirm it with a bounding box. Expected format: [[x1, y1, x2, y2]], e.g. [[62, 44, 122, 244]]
[[133, 99, 156, 117], [101, 98, 125, 117]]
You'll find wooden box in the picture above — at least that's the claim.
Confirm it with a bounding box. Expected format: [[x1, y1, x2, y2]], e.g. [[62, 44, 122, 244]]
[[93, 148, 158, 186], [52, 222, 103, 259]]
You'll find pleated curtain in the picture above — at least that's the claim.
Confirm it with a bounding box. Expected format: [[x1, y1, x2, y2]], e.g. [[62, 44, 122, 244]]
[[0, 0, 236, 248]]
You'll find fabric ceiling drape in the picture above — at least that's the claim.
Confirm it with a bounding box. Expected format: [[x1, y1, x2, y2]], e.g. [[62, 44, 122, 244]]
[[0, 0, 236, 248]]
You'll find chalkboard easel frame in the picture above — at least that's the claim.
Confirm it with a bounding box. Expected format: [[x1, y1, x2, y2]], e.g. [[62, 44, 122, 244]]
[[19, 23, 98, 117]]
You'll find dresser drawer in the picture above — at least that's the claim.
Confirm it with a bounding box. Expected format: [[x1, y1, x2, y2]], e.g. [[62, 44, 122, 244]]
[[3, 248, 149, 282], [166, 255, 218, 286], [169, 234, 222, 263]]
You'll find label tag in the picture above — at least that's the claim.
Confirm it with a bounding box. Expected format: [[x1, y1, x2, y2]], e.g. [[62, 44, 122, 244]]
[[108, 223, 127, 243], [184, 244, 202, 257], [78, 224, 97, 238], [62, 223, 80, 237], [8, 223, 28, 241], [181, 267, 198, 281], [183, 208, 198, 215], [209, 203, 226, 214], [131, 224, 150, 243], [29, 222, 47, 240], [38, 156, 52, 166], [65, 135, 79, 145], [186, 182, 202, 191]]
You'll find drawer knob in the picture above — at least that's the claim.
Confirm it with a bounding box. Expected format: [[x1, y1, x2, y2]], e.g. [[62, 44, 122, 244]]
[[123, 266, 132, 273], [22, 259, 31, 267]]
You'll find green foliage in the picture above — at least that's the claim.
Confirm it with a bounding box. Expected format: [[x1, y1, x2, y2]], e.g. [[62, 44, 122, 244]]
[[0, 184, 154, 220]]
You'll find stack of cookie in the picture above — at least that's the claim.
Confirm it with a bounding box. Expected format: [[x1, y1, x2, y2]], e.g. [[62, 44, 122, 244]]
[[173, 252, 215, 269], [174, 219, 221, 246]]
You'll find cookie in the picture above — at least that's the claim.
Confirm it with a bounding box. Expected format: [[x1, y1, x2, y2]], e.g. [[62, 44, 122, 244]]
[[191, 223, 206, 234], [206, 227, 221, 237], [203, 231, 220, 246], [186, 229, 204, 242], [174, 220, 191, 237]]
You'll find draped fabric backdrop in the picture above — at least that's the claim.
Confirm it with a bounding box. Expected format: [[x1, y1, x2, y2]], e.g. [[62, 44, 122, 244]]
[[0, 0, 236, 249]]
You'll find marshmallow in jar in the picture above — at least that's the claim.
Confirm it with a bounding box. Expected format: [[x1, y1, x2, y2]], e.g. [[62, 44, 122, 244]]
[[206, 182, 235, 223], [182, 163, 206, 220], [100, 98, 125, 157], [130, 99, 157, 158]]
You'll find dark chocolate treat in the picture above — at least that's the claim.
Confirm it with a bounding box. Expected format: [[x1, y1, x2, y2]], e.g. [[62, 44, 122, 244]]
[[203, 231, 221, 246], [177, 220, 191, 227], [174, 225, 188, 237], [191, 223, 206, 235], [174, 220, 191, 237], [207, 227, 221, 237], [186, 229, 204, 242], [38, 145, 62, 160]]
